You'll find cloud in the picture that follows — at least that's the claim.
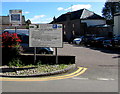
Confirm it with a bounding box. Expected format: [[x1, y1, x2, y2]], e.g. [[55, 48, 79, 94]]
[[45, 17, 53, 21], [57, 4, 91, 11], [30, 15, 46, 21], [71, 4, 91, 11], [29, 16, 53, 24], [23, 11, 30, 14], [31, 21, 48, 24], [57, 7, 64, 11]]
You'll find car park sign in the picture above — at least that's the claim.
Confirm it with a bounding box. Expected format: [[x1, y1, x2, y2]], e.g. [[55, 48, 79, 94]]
[[9, 10, 22, 26], [29, 24, 63, 48]]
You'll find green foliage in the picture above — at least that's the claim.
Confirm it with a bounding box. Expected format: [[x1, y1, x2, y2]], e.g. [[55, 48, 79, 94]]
[[26, 26, 29, 29], [8, 58, 24, 67], [25, 64, 35, 67], [25, 19, 31, 25], [102, 1, 120, 21], [58, 64, 68, 69], [36, 60, 42, 66]]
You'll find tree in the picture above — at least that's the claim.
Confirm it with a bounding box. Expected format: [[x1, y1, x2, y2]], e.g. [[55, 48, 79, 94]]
[[25, 19, 31, 29], [102, 0, 120, 24], [26, 19, 31, 25]]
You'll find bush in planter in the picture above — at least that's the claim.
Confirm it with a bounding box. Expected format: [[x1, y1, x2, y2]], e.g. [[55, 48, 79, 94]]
[[8, 58, 24, 67], [1, 32, 22, 65], [2, 32, 21, 47]]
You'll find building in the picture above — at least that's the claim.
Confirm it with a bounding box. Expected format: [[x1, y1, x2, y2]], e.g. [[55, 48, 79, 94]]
[[51, 8, 106, 41], [0, 15, 27, 32], [87, 24, 113, 38], [114, 13, 120, 36]]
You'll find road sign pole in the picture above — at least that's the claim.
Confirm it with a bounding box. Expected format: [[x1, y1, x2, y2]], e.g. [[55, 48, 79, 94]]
[[34, 47, 36, 64], [15, 26, 17, 33], [55, 47, 58, 64]]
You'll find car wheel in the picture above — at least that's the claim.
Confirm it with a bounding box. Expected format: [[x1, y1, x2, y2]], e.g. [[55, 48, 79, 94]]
[[38, 50, 48, 54]]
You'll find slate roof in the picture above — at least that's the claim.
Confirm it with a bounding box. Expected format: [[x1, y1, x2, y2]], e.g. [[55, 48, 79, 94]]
[[0, 16, 26, 25], [51, 9, 105, 23]]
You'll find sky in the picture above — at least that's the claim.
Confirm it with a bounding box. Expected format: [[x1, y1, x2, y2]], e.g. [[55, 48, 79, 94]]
[[1, 1, 106, 24]]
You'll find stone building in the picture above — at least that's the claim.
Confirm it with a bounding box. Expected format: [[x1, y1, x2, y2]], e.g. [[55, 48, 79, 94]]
[[114, 12, 120, 36], [51, 8, 106, 41]]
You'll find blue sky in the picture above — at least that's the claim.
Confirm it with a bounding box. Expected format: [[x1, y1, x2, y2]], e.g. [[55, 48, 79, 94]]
[[2, 2, 106, 23]]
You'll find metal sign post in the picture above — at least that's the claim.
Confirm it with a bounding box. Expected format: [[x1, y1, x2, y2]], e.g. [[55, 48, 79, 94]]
[[34, 47, 36, 64], [55, 48, 58, 64], [15, 26, 17, 33]]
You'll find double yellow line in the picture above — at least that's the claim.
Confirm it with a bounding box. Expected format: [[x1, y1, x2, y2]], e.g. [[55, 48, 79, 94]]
[[0, 67, 87, 81]]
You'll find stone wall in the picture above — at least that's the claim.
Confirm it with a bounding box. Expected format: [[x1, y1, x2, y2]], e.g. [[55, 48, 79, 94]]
[[87, 26, 112, 37]]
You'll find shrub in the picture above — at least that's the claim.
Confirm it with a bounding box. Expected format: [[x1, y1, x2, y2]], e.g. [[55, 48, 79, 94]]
[[8, 58, 24, 67], [37, 60, 42, 66], [1, 32, 21, 48], [1, 32, 22, 65]]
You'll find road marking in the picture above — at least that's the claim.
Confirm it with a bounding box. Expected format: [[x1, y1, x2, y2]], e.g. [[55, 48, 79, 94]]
[[72, 77, 89, 80], [0, 67, 87, 81], [97, 78, 115, 81]]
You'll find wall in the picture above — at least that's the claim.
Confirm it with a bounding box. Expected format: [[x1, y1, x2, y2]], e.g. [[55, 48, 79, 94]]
[[114, 13, 120, 36], [81, 19, 106, 26], [87, 27, 109, 37], [56, 19, 83, 41]]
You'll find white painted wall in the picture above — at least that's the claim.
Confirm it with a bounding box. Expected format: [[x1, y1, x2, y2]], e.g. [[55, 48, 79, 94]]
[[81, 19, 106, 26], [114, 14, 120, 36]]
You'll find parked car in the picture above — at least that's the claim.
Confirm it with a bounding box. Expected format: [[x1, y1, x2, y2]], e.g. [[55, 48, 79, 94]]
[[113, 36, 120, 48], [90, 37, 109, 47], [82, 35, 96, 46], [20, 34, 54, 54], [73, 36, 84, 45], [103, 36, 120, 48], [103, 39, 113, 48], [73, 35, 96, 46], [20, 42, 54, 54]]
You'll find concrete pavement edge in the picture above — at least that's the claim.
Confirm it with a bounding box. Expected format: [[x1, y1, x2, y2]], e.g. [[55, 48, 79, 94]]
[[1, 64, 77, 77]]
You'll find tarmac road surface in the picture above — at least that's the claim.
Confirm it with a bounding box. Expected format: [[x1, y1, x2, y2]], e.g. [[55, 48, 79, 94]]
[[1, 43, 119, 92]]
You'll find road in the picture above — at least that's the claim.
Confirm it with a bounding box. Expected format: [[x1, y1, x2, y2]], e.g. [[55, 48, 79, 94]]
[[1, 43, 119, 92]]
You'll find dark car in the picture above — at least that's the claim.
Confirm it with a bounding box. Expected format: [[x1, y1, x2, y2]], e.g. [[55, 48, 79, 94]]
[[103, 36, 120, 48], [82, 35, 96, 46], [113, 36, 120, 48], [19, 34, 53, 54], [103, 40, 113, 48], [20, 43, 53, 54], [90, 37, 108, 47]]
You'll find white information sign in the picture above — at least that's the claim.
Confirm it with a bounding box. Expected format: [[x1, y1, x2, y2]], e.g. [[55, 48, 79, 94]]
[[29, 24, 63, 47], [9, 10, 22, 26]]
